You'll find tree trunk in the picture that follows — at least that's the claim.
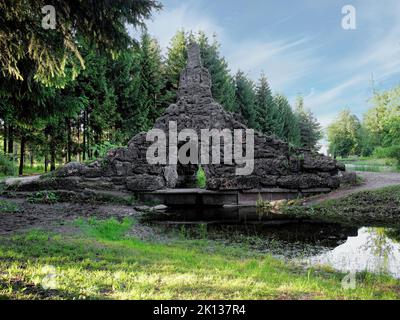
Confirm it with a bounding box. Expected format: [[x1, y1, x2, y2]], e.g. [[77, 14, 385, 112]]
[[77, 119, 81, 162], [50, 134, 56, 171], [8, 125, 13, 154], [82, 111, 86, 161], [19, 134, 26, 176], [3, 123, 7, 154], [44, 155, 48, 172], [66, 118, 72, 163], [30, 150, 34, 168]]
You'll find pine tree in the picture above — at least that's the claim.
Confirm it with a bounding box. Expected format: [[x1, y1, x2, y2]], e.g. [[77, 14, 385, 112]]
[[295, 96, 322, 151], [139, 33, 165, 125], [197, 32, 236, 112], [164, 30, 188, 105], [273, 94, 300, 146], [234, 71, 257, 128], [0, 0, 161, 85], [255, 73, 275, 134]]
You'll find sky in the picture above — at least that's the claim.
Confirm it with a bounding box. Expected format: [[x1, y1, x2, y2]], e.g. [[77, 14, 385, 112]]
[[132, 0, 400, 153]]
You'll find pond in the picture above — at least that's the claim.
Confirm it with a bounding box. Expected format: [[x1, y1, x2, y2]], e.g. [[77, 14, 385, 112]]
[[146, 207, 400, 279]]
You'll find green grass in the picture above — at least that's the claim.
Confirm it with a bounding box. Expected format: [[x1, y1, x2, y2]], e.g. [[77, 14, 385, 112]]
[[284, 185, 400, 227], [0, 199, 20, 213], [339, 157, 400, 173], [0, 217, 399, 300], [27, 191, 59, 204]]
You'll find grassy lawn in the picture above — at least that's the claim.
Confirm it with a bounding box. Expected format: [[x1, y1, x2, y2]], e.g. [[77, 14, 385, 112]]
[[0, 217, 399, 300], [284, 185, 400, 227], [338, 157, 400, 173]]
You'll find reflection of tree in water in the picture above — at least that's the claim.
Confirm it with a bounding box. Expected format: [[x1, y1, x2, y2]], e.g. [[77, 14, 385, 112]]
[[384, 229, 400, 244], [363, 228, 398, 273]]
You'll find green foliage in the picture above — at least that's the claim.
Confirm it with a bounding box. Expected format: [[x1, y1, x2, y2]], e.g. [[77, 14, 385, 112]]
[[327, 109, 362, 158], [256, 195, 273, 216], [284, 185, 400, 227], [373, 146, 400, 163], [273, 94, 300, 146], [27, 191, 59, 204], [254, 73, 276, 134], [0, 199, 20, 213], [90, 142, 120, 160], [234, 71, 257, 128], [0, 152, 15, 176], [0, 0, 161, 85], [197, 32, 237, 112], [329, 85, 400, 160], [294, 96, 322, 151], [196, 166, 207, 189], [76, 217, 134, 241]]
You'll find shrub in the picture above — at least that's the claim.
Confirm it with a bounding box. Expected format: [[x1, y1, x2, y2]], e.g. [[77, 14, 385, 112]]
[[0, 199, 20, 213], [373, 145, 400, 162], [196, 166, 206, 189], [27, 191, 59, 204], [0, 153, 16, 176]]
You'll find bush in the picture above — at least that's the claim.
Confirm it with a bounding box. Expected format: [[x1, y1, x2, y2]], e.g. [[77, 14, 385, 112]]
[[373, 145, 400, 162], [0, 152, 16, 176], [196, 166, 206, 189], [27, 191, 59, 204]]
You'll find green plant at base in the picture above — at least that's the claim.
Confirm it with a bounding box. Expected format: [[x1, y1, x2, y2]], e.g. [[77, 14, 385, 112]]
[[0, 153, 16, 176], [196, 166, 206, 189], [27, 191, 59, 204], [256, 195, 273, 217], [0, 200, 20, 213]]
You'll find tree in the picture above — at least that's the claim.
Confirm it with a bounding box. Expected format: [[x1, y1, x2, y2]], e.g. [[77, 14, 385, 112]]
[[0, 0, 160, 174], [164, 30, 188, 105], [364, 86, 400, 148], [272, 94, 300, 146], [294, 96, 323, 151], [197, 32, 236, 112], [139, 33, 165, 126], [254, 73, 276, 134], [234, 71, 257, 128], [0, 0, 161, 85], [327, 109, 362, 158]]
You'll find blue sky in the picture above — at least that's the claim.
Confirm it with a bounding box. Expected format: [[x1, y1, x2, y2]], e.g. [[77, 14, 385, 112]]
[[135, 0, 400, 150]]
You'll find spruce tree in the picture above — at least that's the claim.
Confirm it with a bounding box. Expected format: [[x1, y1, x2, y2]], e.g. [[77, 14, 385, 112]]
[[197, 32, 236, 112], [139, 33, 165, 125], [234, 71, 257, 128], [273, 94, 300, 146], [164, 30, 188, 105], [295, 96, 322, 151], [255, 73, 275, 134]]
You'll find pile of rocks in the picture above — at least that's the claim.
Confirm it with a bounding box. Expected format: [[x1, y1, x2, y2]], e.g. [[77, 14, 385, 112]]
[[14, 43, 344, 194]]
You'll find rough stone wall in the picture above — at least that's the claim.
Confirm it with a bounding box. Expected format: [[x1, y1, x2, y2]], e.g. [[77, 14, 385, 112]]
[[21, 42, 344, 193]]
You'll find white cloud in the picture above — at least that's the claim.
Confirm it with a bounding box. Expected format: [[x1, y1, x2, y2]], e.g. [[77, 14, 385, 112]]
[[305, 75, 366, 112], [225, 37, 318, 89], [144, 3, 224, 53]]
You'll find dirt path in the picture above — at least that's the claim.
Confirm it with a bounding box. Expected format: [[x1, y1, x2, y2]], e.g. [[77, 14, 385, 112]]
[[0, 197, 138, 234], [307, 171, 400, 205]]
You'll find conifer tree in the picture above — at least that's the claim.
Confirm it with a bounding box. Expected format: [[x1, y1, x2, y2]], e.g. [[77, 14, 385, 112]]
[[197, 32, 236, 112], [234, 71, 257, 128], [295, 96, 322, 151], [255, 73, 276, 134]]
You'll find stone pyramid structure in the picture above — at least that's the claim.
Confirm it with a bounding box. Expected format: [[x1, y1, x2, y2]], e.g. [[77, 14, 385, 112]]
[[16, 43, 344, 194]]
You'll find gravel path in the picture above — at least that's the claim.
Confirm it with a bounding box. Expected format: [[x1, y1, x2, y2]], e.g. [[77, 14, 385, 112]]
[[307, 171, 400, 205]]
